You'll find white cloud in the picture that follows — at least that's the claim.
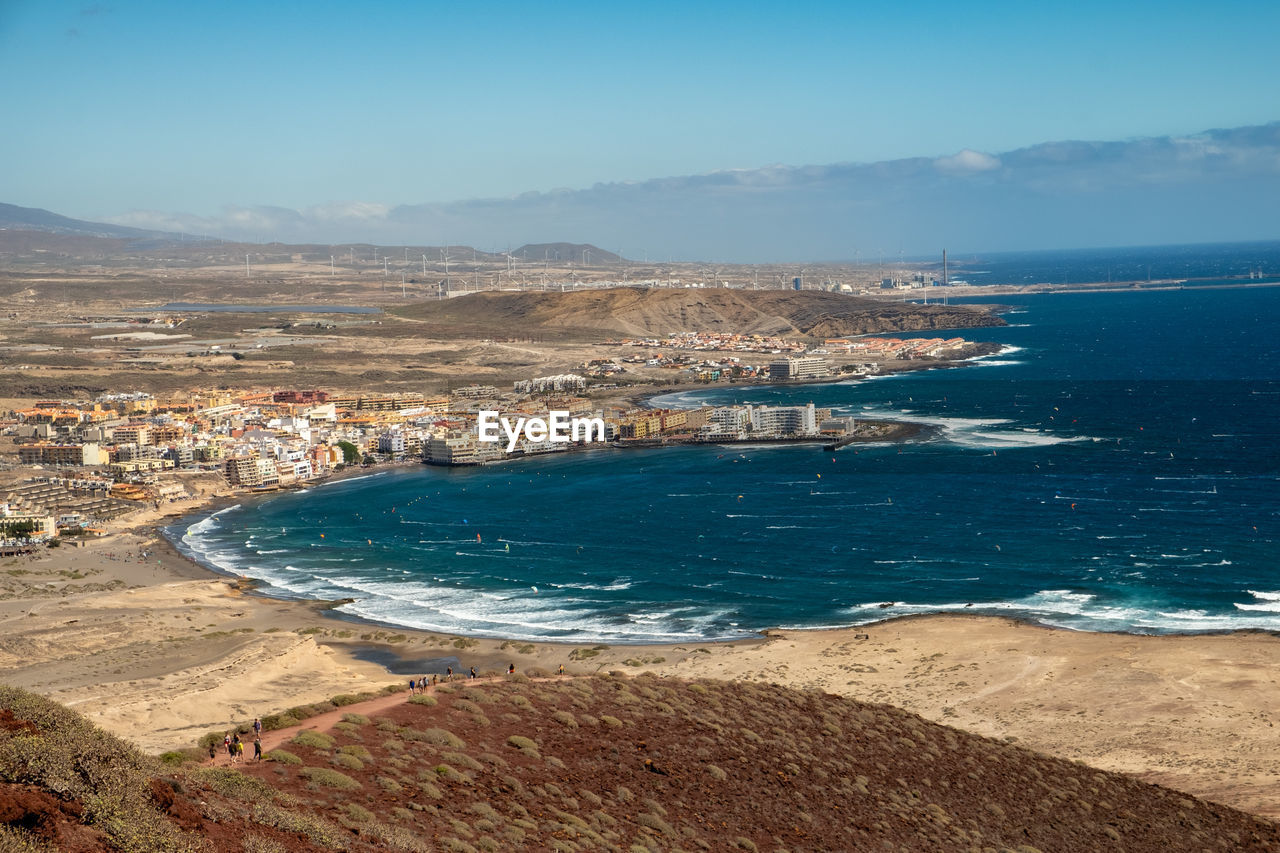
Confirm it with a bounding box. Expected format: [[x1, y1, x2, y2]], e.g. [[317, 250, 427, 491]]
[[934, 149, 1001, 174]]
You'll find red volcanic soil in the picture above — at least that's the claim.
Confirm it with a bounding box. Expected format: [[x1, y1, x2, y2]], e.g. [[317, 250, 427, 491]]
[[3, 675, 1280, 852]]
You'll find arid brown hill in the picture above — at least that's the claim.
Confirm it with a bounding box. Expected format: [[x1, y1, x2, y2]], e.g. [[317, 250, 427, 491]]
[[3, 677, 1278, 852], [393, 287, 1004, 340]]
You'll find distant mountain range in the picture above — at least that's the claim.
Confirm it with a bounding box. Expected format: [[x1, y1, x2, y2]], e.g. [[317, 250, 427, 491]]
[[0, 202, 621, 262], [0, 201, 180, 241]]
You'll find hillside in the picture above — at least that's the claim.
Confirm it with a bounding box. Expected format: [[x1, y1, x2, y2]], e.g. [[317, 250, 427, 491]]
[[393, 286, 1003, 340], [3, 677, 1278, 852], [0, 202, 175, 241]]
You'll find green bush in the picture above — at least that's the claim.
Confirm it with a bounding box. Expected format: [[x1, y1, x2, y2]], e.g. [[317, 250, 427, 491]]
[[266, 750, 302, 765], [505, 735, 540, 757], [260, 713, 301, 731], [291, 730, 336, 750], [299, 766, 362, 790], [409, 694, 438, 706], [331, 752, 364, 771]]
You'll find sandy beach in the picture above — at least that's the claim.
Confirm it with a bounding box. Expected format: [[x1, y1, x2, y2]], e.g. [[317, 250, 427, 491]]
[[1, 500, 1279, 820]]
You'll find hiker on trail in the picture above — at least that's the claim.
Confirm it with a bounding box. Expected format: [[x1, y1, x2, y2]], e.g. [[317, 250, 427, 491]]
[[231, 733, 242, 763], [446, 666, 453, 681], [253, 718, 262, 736], [208, 743, 217, 762], [224, 733, 233, 760], [253, 736, 262, 761], [558, 664, 565, 676], [508, 663, 515, 675], [431, 673, 438, 686], [236, 740, 245, 762], [470, 666, 477, 679], [409, 678, 416, 694]]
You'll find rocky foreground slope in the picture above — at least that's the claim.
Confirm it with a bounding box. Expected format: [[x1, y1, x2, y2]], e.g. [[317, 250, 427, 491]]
[[394, 287, 1004, 340], [2, 675, 1275, 852]]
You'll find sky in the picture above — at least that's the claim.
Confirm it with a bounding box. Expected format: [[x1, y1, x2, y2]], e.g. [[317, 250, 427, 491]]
[[1, 0, 1278, 261]]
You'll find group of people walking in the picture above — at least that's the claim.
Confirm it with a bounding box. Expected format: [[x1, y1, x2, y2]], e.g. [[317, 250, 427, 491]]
[[212, 717, 263, 763]]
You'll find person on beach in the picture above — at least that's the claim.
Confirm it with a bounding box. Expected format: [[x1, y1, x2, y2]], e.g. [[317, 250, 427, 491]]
[[253, 736, 262, 761]]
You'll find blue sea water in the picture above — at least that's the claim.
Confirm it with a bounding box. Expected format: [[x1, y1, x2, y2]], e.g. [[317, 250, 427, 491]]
[[169, 281, 1280, 643]]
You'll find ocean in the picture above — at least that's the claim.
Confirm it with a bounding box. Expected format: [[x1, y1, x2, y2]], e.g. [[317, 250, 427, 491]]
[[170, 251, 1280, 643]]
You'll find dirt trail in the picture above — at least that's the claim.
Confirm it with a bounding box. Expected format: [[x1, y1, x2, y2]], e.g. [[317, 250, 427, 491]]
[[208, 673, 569, 766]]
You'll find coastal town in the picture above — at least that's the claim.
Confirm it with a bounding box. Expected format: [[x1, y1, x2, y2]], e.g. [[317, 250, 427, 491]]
[[2, 334, 964, 544]]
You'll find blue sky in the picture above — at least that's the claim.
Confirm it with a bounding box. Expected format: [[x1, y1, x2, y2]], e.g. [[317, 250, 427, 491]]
[[1, 1, 1278, 259]]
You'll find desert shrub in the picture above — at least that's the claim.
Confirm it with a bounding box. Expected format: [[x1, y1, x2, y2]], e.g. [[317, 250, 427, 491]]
[[409, 694, 438, 706], [441, 751, 484, 771], [579, 714, 600, 727], [260, 712, 301, 731], [331, 752, 364, 771], [470, 802, 501, 821], [0, 824, 56, 853], [418, 780, 444, 799], [377, 775, 404, 793], [505, 735, 540, 757], [551, 710, 578, 729], [434, 764, 467, 783], [510, 694, 532, 709], [299, 766, 362, 790], [402, 727, 465, 748], [250, 801, 347, 848], [242, 835, 288, 853], [291, 730, 336, 750], [452, 699, 481, 714], [600, 715, 624, 728], [159, 748, 203, 766], [383, 683, 407, 694], [341, 712, 370, 725], [734, 838, 759, 851], [478, 752, 508, 767], [338, 744, 372, 760], [0, 686, 197, 853], [344, 803, 375, 823], [288, 701, 338, 719], [266, 750, 302, 765], [191, 767, 278, 801], [707, 764, 727, 781], [637, 812, 676, 837], [333, 722, 360, 737], [329, 693, 362, 706]]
